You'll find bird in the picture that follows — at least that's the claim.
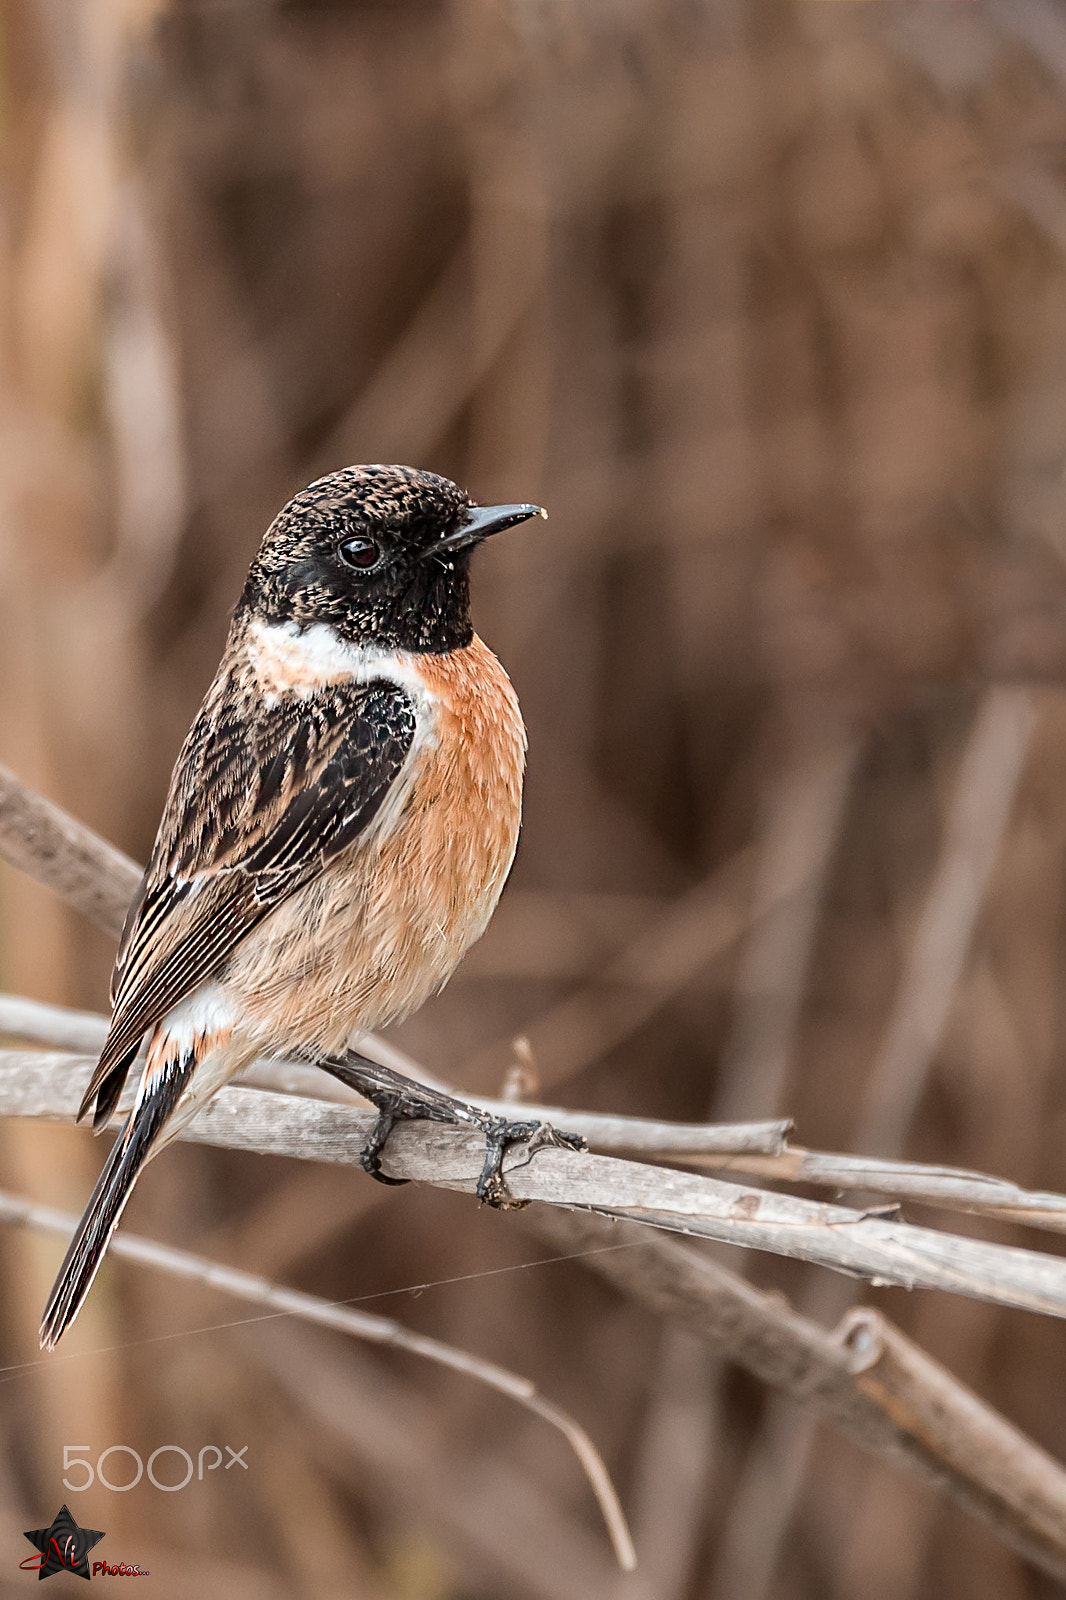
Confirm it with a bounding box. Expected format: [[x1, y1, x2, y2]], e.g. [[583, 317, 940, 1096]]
[[40, 463, 581, 1351]]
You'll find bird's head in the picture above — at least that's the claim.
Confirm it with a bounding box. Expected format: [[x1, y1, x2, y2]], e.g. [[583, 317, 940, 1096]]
[[238, 464, 545, 653]]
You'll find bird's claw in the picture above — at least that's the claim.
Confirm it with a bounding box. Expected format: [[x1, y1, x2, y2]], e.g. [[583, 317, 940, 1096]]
[[309, 1050, 585, 1207], [475, 1118, 586, 1208], [358, 1092, 414, 1186], [357, 1092, 586, 1208]]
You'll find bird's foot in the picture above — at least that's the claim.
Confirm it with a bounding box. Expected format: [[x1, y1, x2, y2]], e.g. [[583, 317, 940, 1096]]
[[357, 1090, 417, 1187], [472, 1116, 585, 1208], [360, 1090, 585, 1209], [310, 1050, 585, 1208]]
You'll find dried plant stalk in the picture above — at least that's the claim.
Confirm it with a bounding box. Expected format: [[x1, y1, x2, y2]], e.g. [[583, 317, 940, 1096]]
[[9, 992, 1066, 1236], [7, 768, 1066, 1583], [0, 1187, 635, 1572], [0, 762, 139, 937], [5, 1047, 1066, 1321], [535, 1211, 1066, 1584], [0, 990, 793, 1157]]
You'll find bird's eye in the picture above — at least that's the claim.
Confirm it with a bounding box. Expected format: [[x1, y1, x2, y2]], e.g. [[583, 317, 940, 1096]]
[[338, 534, 382, 571]]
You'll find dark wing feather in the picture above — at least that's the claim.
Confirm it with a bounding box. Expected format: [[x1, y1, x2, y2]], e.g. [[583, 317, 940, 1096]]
[[80, 674, 416, 1126]]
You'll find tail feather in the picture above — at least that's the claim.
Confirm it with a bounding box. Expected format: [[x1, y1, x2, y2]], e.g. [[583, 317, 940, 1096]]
[[76, 1040, 140, 1131], [40, 1064, 189, 1350], [82, 1045, 140, 1132]]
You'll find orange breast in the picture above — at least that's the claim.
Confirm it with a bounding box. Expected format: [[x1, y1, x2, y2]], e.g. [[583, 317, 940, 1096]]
[[229, 634, 526, 1050]]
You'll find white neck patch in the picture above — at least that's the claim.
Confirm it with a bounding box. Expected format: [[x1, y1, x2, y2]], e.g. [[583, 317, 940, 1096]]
[[246, 619, 438, 722]]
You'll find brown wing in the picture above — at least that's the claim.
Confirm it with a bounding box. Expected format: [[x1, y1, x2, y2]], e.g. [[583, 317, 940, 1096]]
[[80, 672, 416, 1127]]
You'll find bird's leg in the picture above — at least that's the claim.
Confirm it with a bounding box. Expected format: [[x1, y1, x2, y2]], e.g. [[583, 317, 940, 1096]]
[[352, 1088, 414, 1187], [308, 1049, 585, 1208]]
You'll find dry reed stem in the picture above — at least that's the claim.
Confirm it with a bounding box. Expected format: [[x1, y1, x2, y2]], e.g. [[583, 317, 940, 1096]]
[[9, 996, 1066, 1230], [0, 761, 140, 936], [6, 772, 1066, 1577], [0, 1186, 635, 1573], [535, 1210, 1066, 1585], [5, 1047, 1066, 1321], [0, 991, 793, 1158]]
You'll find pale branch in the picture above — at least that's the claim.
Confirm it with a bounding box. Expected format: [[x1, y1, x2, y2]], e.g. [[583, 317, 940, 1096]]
[[252, 1065, 794, 1158], [249, 1321, 622, 1600], [6, 1049, 1066, 1321], [6, 771, 1066, 1581], [0, 1186, 634, 1573], [704, 1147, 1066, 1233], [8, 996, 1066, 1235], [0, 994, 792, 1158], [0, 762, 141, 934], [533, 1210, 1066, 1583], [0, 993, 111, 1053]]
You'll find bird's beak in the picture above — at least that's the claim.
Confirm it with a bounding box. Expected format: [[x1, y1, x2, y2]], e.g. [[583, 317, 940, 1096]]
[[431, 501, 547, 555]]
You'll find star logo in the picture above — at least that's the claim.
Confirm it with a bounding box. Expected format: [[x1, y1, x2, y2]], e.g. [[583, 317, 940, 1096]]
[[21, 1505, 104, 1581]]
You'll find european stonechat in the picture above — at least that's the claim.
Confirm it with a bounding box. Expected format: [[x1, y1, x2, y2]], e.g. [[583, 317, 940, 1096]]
[[41, 464, 580, 1350]]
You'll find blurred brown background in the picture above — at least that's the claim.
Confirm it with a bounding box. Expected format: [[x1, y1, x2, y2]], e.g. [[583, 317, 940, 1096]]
[[3, 0, 1066, 1595]]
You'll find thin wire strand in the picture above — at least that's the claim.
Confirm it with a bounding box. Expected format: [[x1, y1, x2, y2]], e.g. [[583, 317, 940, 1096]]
[[0, 1194, 637, 1569], [0, 1231, 638, 1382]]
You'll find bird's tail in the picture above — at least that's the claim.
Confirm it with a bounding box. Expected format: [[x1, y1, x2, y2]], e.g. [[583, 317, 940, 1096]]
[[40, 1065, 189, 1351]]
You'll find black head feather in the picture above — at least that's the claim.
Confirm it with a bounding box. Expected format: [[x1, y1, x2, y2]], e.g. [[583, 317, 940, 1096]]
[[240, 465, 483, 654]]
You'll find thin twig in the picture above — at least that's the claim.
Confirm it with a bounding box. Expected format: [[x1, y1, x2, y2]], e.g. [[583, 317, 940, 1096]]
[[0, 762, 141, 937], [0, 1185, 635, 1573], [6, 1049, 1066, 1319], [533, 1210, 1066, 1585], [0, 993, 792, 1157], [705, 1146, 1066, 1232], [10, 992, 1066, 1232], [6, 771, 1066, 1581]]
